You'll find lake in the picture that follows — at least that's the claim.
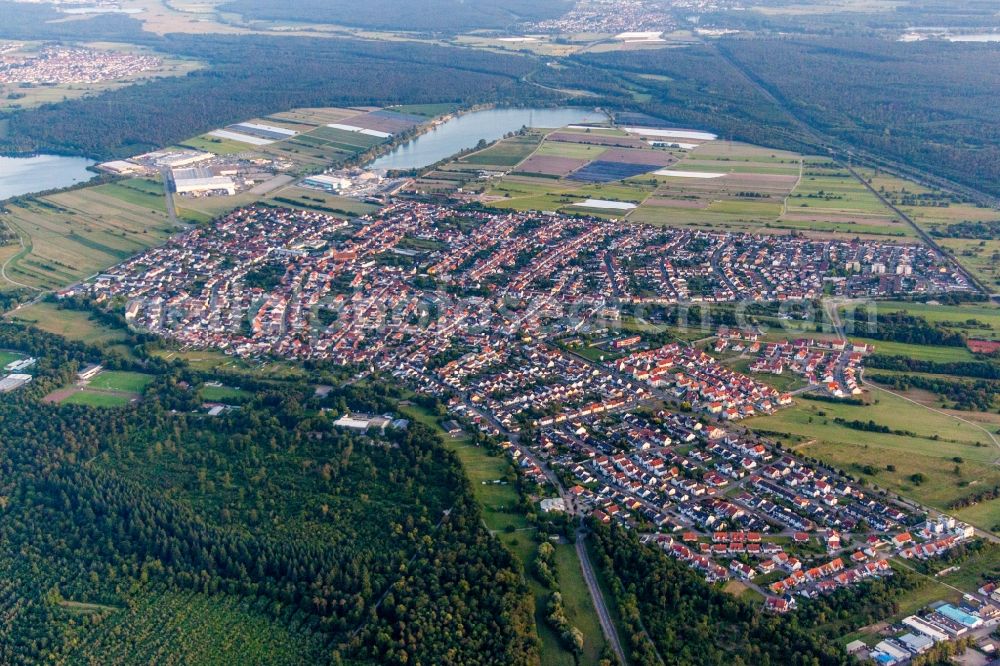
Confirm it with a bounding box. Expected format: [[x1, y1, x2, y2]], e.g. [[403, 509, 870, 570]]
[[0, 155, 97, 201], [369, 107, 608, 171]]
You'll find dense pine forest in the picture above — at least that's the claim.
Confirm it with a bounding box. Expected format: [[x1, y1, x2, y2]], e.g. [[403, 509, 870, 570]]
[[0, 31, 550, 160], [0, 321, 537, 665], [589, 524, 917, 666], [219, 0, 573, 32]]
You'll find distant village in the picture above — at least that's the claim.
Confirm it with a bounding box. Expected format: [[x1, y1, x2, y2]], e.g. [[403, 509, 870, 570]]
[[0, 44, 160, 84]]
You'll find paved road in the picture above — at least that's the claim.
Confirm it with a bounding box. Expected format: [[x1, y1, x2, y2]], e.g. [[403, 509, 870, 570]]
[[576, 530, 628, 665], [160, 167, 179, 228], [411, 359, 629, 662], [841, 161, 989, 295]]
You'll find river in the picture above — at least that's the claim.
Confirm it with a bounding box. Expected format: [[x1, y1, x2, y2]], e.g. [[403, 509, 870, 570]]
[[369, 107, 607, 171], [0, 155, 97, 201]]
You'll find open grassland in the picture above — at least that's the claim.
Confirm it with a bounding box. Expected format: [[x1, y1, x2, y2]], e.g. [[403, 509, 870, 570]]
[[7, 302, 127, 345], [174, 191, 261, 221], [0, 184, 179, 290], [178, 135, 253, 156], [0, 350, 23, 367], [199, 384, 246, 402], [151, 349, 307, 379], [267, 187, 379, 216], [751, 391, 1000, 530]]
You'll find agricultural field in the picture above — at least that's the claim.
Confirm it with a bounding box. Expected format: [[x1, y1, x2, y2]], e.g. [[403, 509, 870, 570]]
[[0, 183, 180, 290], [266, 187, 379, 216], [751, 390, 1000, 531], [460, 131, 545, 167], [445, 131, 930, 237], [863, 169, 1000, 289]]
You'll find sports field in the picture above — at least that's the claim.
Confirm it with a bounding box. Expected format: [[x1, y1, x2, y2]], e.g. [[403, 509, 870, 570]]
[[59, 390, 134, 408], [87, 371, 155, 393]]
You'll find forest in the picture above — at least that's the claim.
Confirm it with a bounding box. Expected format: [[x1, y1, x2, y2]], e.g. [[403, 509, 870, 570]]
[[869, 373, 1000, 412], [868, 355, 1000, 379], [0, 33, 550, 160], [537, 37, 1000, 201], [718, 37, 1000, 198], [587, 523, 918, 666], [848, 308, 967, 347], [220, 0, 572, 32], [0, 321, 538, 665]]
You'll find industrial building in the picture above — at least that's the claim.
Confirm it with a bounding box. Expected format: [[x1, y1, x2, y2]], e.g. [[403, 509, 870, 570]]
[[172, 167, 236, 196], [301, 173, 352, 193], [0, 374, 32, 393]]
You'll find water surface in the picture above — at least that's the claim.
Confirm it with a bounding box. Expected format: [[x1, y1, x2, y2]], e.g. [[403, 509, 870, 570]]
[[0, 155, 97, 201], [370, 107, 607, 171]]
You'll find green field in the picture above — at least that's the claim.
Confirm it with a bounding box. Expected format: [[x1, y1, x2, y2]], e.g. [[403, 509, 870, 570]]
[[200, 384, 246, 402], [8, 302, 127, 345], [388, 103, 459, 117], [0, 350, 24, 368], [152, 349, 307, 379], [61, 390, 133, 407], [267, 187, 379, 216], [533, 141, 608, 160], [850, 300, 1000, 341], [88, 371, 154, 393], [751, 390, 1000, 530], [178, 135, 251, 156], [460, 132, 544, 167]]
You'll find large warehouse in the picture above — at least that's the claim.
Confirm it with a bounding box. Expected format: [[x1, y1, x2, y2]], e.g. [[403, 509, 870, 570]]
[[172, 167, 236, 196]]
